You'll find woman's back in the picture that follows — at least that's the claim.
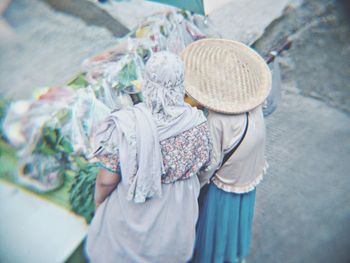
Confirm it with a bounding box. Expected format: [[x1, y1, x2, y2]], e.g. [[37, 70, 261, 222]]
[[86, 51, 212, 263], [86, 122, 211, 263]]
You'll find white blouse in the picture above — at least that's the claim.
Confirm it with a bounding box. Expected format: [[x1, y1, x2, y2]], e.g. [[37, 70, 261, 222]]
[[199, 106, 268, 193]]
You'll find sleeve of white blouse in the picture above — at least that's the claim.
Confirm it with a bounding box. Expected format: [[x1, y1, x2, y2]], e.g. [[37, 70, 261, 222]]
[[197, 116, 224, 187], [197, 112, 247, 188]]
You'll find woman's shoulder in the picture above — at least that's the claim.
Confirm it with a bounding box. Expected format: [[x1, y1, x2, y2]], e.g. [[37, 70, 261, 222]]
[[160, 121, 212, 156], [180, 122, 210, 139], [207, 106, 263, 129], [160, 122, 212, 183]]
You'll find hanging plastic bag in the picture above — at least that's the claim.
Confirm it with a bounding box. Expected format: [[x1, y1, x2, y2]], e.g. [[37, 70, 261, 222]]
[[67, 88, 110, 155], [17, 114, 74, 192], [2, 100, 32, 146], [17, 152, 66, 192], [263, 57, 282, 117], [3, 87, 74, 150]]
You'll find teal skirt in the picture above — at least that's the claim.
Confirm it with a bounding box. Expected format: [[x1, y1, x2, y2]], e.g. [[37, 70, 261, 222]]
[[191, 183, 256, 263]]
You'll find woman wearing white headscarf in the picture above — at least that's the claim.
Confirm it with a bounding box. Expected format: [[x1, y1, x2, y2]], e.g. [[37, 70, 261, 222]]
[[85, 51, 212, 263]]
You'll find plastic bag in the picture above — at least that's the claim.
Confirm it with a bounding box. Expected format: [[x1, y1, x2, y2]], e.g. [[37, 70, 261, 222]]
[[3, 87, 74, 149], [67, 88, 110, 155], [2, 100, 32, 146], [17, 153, 65, 192], [91, 56, 141, 109], [263, 58, 282, 117], [16, 117, 74, 192], [3, 87, 75, 191]]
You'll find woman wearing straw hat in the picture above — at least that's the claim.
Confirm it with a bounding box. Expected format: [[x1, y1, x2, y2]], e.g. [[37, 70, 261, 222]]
[[85, 52, 212, 263], [181, 39, 271, 263]]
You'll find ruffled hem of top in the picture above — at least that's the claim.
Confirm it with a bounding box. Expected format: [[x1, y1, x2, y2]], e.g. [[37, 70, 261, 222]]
[[212, 161, 269, 194]]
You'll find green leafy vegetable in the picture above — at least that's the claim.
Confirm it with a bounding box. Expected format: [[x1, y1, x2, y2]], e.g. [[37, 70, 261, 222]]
[[0, 98, 10, 139], [69, 157, 98, 223], [0, 138, 17, 179], [67, 74, 89, 89], [118, 60, 138, 87]]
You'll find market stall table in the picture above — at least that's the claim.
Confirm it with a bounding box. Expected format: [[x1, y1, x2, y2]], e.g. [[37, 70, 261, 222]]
[[0, 181, 88, 263]]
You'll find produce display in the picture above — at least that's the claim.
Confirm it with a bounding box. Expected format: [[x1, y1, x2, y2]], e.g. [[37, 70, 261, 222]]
[[0, 10, 212, 222]]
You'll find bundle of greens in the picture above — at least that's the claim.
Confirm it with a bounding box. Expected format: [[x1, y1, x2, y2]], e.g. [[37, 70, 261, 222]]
[[0, 98, 10, 140], [0, 138, 17, 180], [69, 156, 98, 223], [0, 99, 17, 180], [66, 73, 89, 90]]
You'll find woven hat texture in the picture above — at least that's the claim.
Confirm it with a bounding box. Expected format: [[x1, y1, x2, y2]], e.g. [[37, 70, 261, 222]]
[[181, 39, 271, 114]]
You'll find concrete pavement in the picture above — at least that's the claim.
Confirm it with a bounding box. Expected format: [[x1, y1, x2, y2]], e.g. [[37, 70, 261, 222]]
[[252, 86, 350, 263], [0, 0, 119, 99]]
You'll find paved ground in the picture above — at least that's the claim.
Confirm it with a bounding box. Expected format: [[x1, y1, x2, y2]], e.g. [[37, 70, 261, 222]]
[[0, 0, 119, 99], [0, 0, 349, 262], [249, 0, 350, 263], [252, 87, 350, 263], [251, 1, 350, 262], [88, 0, 294, 44], [254, 0, 350, 115]]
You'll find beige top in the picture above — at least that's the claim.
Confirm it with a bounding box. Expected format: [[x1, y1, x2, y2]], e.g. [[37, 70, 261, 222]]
[[199, 106, 268, 193]]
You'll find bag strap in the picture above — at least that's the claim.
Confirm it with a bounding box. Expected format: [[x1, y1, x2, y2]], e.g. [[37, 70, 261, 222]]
[[219, 112, 249, 168]]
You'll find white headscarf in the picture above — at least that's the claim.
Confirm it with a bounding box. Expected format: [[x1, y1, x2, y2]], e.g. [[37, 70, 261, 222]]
[[94, 52, 206, 203], [142, 51, 187, 124]]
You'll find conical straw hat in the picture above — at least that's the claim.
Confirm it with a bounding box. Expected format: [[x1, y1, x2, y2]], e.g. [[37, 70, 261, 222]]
[[181, 39, 272, 114]]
